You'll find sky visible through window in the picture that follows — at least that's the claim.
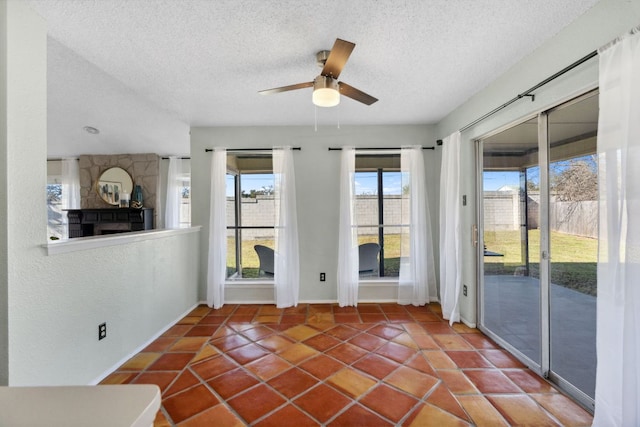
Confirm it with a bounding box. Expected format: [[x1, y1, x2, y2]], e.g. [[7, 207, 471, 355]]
[[355, 171, 402, 196], [227, 173, 275, 197], [483, 171, 521, 191]]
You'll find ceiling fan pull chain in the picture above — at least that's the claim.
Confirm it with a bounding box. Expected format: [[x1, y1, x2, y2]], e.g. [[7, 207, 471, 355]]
[[314, 105, 318, 132], [337, 102, 340, 129]]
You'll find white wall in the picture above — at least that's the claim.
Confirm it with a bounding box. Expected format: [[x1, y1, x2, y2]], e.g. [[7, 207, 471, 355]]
[[46, 38, 190, 158], [2, 2, 201, 386], [191, 125, 440, 303], [436, 0, 640, 326], [4, 0, 47, 386], [0, 0, 10, 386]]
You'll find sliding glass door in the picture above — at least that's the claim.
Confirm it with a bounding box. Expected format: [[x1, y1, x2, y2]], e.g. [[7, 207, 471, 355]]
[[478, 91, 598, 409], [480, 118, 542, 366], [547, 94, 598, 403]]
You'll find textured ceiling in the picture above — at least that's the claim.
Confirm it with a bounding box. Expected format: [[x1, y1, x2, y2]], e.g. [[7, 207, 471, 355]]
[[27, 0, 599, 155]]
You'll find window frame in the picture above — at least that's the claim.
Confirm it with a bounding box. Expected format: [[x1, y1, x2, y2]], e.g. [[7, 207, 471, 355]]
[[225, 158, 276, 281], [354, 154, 407, 279]]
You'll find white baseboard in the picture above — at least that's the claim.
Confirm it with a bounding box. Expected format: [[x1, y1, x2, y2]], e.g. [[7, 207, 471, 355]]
[[358, 299, 398, 303], [461, 316, 477, 329], [90, 302, 201, 385], [214, 299, 446, 306], [224, 299, 276, 304], [299, 299, 337, 304]]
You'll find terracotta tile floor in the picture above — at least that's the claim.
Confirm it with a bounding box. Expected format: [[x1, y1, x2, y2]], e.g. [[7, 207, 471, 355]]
[[101, 303, 593, 426]]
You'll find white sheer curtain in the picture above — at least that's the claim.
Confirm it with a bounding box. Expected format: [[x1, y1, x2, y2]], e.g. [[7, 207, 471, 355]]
[[439, 131, 462, 325], [398, 146, 437, 305], [165, 156, 181, 229], [593, 27, 640, 426], [61, 159, 80, 209], [337, 147, 359, 306], [273, 146, 300, 308], [61, 158, 80, 239], [207, 148, 227, 308]]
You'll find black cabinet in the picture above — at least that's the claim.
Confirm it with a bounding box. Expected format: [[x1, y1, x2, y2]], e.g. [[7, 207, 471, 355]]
[[66, 208, 154, 238]]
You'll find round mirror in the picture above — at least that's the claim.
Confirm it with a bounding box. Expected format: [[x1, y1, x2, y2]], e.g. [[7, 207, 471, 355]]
[[96, 167, 133, 206]]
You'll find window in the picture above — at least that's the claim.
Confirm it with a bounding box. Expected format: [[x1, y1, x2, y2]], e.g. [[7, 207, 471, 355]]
[[226, 154, 275, 279], [47, 177, 64, 240], [178, 174, 191, 228], [47, 158, 81, 240], [354, 154, 405, 278], [166, 158, 191, 228]]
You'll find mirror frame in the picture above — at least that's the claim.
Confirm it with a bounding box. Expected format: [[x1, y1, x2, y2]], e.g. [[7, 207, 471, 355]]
[[96, 167, 134, 206]]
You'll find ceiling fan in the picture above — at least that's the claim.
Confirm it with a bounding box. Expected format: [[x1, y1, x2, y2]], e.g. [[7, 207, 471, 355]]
[[258, 38, 378, 108]]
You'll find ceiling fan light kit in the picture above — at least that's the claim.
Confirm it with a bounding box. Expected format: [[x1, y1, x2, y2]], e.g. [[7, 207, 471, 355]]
[[259, 38, 378, 108], [312, 75, 340, 107]]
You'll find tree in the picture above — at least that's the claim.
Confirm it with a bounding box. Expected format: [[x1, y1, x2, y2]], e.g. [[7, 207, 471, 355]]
[[241, 185, 274, 198], [47, 183, 62, 203], [526, 167, 540, 192], [550, 155, 597, 201]]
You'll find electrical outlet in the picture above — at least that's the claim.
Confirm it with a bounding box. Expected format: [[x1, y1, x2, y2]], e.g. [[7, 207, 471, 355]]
[[98, 322, 107, 340], [320, 272, 326, 282], [463, 285, 468, 297]]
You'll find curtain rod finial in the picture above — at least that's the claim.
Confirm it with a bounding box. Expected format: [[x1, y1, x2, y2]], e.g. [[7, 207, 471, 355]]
[[436, 139, 443, 146]]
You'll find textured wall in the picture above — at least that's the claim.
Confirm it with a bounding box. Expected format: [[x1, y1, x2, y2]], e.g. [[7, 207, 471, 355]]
[[4, 0, 47, 386], [79, 153, 160, 226]]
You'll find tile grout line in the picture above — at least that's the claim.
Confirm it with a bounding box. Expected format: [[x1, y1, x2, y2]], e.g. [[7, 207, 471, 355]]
[[103, 303, 592, 426]]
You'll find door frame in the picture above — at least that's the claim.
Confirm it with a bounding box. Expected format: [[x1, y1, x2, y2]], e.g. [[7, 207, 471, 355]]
[[475, 89, 598, 412]]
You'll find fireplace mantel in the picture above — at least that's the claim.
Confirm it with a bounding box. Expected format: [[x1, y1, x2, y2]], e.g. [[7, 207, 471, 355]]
[[66, 208, 154, 238]]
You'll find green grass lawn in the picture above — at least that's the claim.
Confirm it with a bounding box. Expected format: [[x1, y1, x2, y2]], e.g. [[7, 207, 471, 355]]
[[226, 237, 273, 278], [358, 234, 401, 277], [227, 229, 597, 296], [484, 229, 597, 296]]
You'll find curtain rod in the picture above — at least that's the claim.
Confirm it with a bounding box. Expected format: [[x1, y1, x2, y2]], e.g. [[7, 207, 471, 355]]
[[328, 146, 435, 151], [205, 147, 301, 152], [47, 158, 79, 161], [458, 49, 598, 133], [161, 156, 191, 160]]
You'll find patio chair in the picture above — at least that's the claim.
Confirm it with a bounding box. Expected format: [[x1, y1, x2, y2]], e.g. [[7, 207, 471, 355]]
[[359, 243, 381, 277], [254, 245, 274, 277]]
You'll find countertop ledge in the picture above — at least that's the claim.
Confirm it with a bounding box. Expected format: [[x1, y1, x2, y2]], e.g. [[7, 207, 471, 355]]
[[0, 385, 161, 427], [44, 226, 201, 255]]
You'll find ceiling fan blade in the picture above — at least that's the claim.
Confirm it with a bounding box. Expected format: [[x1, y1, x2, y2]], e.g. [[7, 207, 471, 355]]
[[258, 81, 313, 95], [338, 82, 378, 105], [321, 38, 355, 79]]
